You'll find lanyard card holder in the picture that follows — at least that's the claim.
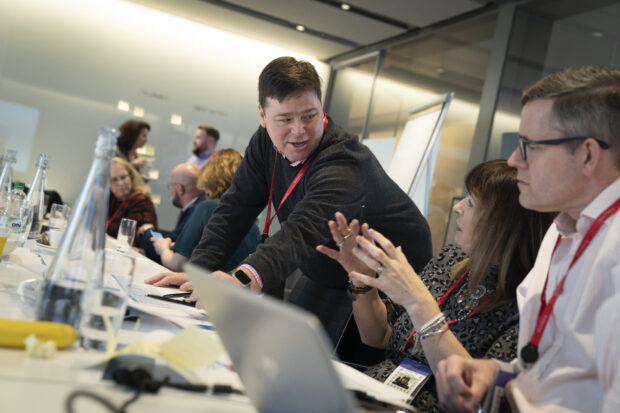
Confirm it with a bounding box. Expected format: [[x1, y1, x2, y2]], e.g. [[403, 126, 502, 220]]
[[384, 357, 432, 403]]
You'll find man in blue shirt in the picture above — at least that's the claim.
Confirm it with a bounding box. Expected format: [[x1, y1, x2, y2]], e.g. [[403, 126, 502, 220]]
[[187, 126, 219, 168]]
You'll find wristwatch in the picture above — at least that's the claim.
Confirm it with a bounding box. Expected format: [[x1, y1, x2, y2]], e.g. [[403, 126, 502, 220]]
[[232, 269, 252, 288]]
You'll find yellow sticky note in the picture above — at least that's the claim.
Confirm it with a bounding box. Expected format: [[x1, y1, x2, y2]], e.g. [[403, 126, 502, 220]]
[[159, 325, 225, 369]]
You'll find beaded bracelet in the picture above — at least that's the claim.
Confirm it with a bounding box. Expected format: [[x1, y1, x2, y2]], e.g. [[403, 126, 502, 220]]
[[346, 280, 372, 301]]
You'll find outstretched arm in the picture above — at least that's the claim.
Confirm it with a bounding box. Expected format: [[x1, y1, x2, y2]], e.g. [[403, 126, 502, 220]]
[[316, 212, 391, 349], [349, 227, 471, 371]]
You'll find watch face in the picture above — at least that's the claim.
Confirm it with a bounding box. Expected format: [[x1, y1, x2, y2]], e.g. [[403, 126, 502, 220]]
[[233, 270, 252, 287]]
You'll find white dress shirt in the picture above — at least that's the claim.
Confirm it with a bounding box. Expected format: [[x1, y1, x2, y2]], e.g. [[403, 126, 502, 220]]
[[505, 176, 620, 412]]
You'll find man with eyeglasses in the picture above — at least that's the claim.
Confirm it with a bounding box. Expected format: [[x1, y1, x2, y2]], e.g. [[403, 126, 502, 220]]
[[436, 66, 620, 412], [139, 163, 204, 262]]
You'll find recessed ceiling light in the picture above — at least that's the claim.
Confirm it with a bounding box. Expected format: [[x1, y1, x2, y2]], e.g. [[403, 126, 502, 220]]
[[296, 25, 305, 32], [170, 114, 183, 125], [341, 3, 351, 10], [593, 31, 603, 38], [117, 100, 130, 112], [133, 106, 144, 117]]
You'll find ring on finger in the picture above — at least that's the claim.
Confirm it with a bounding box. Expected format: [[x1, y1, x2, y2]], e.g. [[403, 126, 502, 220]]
[[376, 264, 383, 276], [342, 228, 352, 241], [337, 240, 345, 249]]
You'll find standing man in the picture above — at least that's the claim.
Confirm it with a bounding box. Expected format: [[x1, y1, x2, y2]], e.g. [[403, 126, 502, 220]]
[[139, 163, 204, 261], [436, 66, 620, 412], [149, 57, 432, 352], [188, 126, 219, 168]]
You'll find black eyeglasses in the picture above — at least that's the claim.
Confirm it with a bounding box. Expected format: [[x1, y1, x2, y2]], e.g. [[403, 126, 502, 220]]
[[518, 135, 610, 160]]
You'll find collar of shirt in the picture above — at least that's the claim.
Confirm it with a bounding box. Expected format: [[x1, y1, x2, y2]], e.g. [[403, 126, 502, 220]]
[[197, 148, 215, 160], [275, 146, 305, 166], [181, 195, 201, 213], [554, 176, 620, 238]]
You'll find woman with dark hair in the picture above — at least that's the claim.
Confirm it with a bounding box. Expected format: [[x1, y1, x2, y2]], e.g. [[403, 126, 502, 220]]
[[115, 120, 151, 173], [318, 160, 555, 411], [146, 149, 260, 276], [107, 157, 157, 243]]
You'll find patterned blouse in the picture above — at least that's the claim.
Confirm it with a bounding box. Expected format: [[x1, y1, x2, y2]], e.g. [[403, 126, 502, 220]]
[[364, 244, 519, 412], [107, 193, 157, 244]]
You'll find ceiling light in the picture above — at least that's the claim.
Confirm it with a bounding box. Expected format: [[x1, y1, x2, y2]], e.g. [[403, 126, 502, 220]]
[[133, 106, 144, 117], [296, 25, 305, 32], [170, 114, 183, 125], [117, 100, 130, 112], [593, 31, 603, 38], [341, 3, 351, 11]]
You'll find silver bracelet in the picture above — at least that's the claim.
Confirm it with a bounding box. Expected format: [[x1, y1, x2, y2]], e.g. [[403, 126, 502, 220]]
[[413, 312, 446, 349], [420, 322, 449, 341]]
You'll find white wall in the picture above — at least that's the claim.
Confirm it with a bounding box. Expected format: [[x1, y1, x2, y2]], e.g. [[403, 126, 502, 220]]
[[0, 0, 329, 230]]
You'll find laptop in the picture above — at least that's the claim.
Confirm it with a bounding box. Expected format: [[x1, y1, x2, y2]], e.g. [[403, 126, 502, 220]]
[[186, 264, 413, 413]]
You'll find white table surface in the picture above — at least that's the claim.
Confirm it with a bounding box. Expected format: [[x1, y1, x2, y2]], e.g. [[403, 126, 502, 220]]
[[0, 238, 256, 413]]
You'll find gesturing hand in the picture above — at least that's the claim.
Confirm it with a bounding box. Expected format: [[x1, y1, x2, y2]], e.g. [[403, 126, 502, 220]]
[[316, 211, 373, 279], [348, 227, 432, 311]]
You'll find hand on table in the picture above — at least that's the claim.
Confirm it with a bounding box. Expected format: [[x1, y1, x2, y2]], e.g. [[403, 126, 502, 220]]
[[145, 271, 188, 287], [436, 355, 499, 412]]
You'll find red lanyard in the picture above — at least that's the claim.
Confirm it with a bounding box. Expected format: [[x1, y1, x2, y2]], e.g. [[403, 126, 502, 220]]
[[261, 114, 328, 242], [400, 269, 481, 354], [106, 196, 130, 231], [521, 196, 620, 363]]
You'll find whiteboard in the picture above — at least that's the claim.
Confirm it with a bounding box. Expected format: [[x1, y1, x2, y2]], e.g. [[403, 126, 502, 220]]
[[386, 93, 453, 217]]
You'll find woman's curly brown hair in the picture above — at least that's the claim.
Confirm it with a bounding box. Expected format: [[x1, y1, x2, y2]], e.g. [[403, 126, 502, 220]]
[[197, 149, 243, 199]]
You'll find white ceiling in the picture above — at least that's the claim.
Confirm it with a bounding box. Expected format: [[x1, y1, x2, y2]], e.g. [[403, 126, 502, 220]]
[[127, 0, 486, 60]]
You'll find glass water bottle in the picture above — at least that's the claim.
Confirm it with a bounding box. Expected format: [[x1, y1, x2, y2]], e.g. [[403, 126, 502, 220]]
[[26, 153, 49, 239], [36, 128, 117, 327]]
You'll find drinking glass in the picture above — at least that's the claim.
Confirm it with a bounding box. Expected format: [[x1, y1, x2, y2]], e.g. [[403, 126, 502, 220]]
[[116, 218, 137, 253], [49, 203, 69, 229], [79, 251, 135, 351]]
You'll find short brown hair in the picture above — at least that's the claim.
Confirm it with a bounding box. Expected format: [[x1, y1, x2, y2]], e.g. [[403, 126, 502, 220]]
[[522, 65, 620, 168], [117, 120, 151, 154], [258, 56, 322, 107], [458, 160, 555, 311], [197, 126, 220, 142], [197, 149, 242, 199], [110, 157, 151, 197]]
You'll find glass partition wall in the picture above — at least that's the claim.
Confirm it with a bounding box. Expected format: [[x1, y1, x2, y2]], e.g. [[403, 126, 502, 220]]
[[325, 0, 620, 254], [327, 13, 498, 252]]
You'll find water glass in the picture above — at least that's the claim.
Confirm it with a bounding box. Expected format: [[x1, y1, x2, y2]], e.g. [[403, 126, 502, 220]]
[[49, 203, 70, 229], [116, 218, 137, 253], [80, 251, 135, 351]]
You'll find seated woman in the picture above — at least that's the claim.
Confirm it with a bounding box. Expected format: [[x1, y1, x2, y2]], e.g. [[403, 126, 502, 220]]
[[317, 160, 555, 411], [148, 149, 260, 275], [115, 120, 150, 174], [107, 157, 157, 244]]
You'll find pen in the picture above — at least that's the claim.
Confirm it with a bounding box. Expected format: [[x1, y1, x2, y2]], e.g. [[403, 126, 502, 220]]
[[146, 293, 196, 307], [163, 292, 192, 298]]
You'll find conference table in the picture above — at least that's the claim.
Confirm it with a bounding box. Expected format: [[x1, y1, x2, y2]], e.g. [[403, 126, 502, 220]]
[[0, 237, 256, 413]]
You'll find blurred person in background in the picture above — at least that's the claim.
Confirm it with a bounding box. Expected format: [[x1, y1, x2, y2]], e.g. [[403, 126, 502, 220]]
[[107, 157, 157, 244], [188, 125, 219, 168], [146, 149, 259, 274], [115, 120, 151, 174]]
